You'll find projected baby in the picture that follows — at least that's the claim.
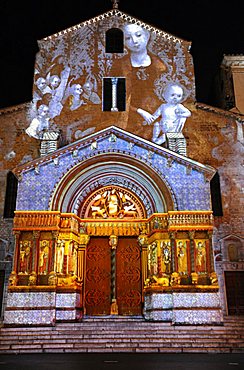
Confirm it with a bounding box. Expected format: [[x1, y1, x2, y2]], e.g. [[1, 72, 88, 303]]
[[150, 82, 191, 155]]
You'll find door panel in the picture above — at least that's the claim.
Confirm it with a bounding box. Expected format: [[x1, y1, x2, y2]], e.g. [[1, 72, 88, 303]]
[[116, 237, 142, 315], [85, 237, 111, 315]]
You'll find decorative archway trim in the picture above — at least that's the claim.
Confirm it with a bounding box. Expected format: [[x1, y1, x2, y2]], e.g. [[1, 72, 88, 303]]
[[49, 153, 177, 216]]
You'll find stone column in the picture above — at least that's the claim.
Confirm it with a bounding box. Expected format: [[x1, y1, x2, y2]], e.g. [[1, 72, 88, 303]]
[[77, 234, 90, 316], [169, 231, 176, 272], [12, 231, 20, 273], [50, 231, 59, 273], [109, 234, 119, 315], [77, 234, 90, 283], [208, 230, 214, 272], [33, 231, 40, 274], [111, 78, 119, 112], [138, 231, 149, 296], [188, 231, 195, 272]]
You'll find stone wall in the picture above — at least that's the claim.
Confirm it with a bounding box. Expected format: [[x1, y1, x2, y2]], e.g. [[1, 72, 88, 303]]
[[0, 10, 243, 320]]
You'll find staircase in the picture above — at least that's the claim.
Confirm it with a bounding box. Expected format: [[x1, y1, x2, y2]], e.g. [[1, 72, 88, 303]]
[[0, 316, 244, 354]]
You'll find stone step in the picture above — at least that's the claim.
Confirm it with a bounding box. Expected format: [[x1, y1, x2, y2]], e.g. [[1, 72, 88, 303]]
[[0, 332, 239, 337], [1, 341, 244, 354], [1, 327, 244, 337], [1, 335, 243, 344], [1, 318, 244, 354], [1, 335, 243, 346], [1, 330, 243, 340], [2, 328, 243, 336]]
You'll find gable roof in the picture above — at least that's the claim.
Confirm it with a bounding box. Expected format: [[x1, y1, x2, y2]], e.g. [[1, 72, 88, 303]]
[[13, 125, 216, 178], [39, 9, 190, 47]]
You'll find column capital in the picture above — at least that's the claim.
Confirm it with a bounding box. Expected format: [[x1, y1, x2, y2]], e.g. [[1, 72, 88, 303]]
[[52, 231, 59, 239], [138, 233, 148, 247], [109, 235, 118, 250], [79, 234, 90, 246], [13, 231, 21, 238], [33, 231, 41, 239], [169, 231, 176, 239], [188, 231, 195, 240]]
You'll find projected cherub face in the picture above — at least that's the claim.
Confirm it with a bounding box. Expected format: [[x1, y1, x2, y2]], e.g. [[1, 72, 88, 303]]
[[36, 77, 47, 92], [83, 81, 93, 95], [49, 75, 61, 89], [38, 104, 49, 117], [164, 85, 184, 104], [71, 84, 83, 96], [124, 24, 150, 53]]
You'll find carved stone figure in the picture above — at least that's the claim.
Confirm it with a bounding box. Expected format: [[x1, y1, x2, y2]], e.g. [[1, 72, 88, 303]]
[[170, 272, 181, 286], [177, 241, 187, 274], [147, 241, 158, 276], [56, 240, 65, 274], [9, 271, 18, 286], [19, 241, 32, 274], [68, 241, 78, 275], [195, 241, 206, 273], [191, 272, 198, 285], [48, 271, 57, 286], [39, 240, 49, 275], [161, 241, 171, 274], [210, 272, 218, 286], [28, 271, 37, 286]]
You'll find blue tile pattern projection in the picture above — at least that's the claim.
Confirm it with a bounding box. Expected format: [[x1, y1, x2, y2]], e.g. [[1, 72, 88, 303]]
[[16, 133, 211, 211]]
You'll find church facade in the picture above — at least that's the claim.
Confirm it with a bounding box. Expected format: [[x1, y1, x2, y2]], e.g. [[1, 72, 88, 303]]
[[0, 6, 243, 325]]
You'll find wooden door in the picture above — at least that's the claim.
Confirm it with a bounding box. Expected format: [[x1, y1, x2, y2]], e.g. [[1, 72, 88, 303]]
[[225, 271, 244, 315], [85, 237, 111, 315], [116, 237, 142, 315]]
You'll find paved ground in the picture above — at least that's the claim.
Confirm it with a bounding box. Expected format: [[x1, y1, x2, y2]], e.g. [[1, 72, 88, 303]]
[[0, 353, 243, 370]]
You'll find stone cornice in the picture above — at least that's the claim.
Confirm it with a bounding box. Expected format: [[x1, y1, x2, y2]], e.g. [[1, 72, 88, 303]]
[[221, 54, 244, 67], [13, 125, 215, 178], [195, 102, 244, 122]]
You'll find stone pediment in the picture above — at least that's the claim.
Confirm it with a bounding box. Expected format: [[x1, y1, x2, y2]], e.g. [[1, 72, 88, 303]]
[[14, 126, 215, 214], [14, 125, 215, 178]]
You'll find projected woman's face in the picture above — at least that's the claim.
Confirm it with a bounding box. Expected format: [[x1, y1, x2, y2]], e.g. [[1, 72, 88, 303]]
[[124, 24, 149, 53]]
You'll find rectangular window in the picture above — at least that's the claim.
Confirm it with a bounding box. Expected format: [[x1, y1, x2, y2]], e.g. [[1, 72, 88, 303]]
[[102, 77, 126, 112], [210, 172, 223, 216], [4, 172, 18, 219]]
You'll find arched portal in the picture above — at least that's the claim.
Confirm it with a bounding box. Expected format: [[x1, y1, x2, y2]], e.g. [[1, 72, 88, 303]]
[[48, 153, 177, 316], [49, 153, 177, 215]]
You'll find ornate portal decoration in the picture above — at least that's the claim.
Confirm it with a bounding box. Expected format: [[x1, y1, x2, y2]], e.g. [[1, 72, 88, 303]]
[[82, 186, 146, 219]]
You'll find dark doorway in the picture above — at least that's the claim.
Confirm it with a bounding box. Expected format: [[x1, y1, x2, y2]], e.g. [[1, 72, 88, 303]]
[[225, 271, 244, 315]]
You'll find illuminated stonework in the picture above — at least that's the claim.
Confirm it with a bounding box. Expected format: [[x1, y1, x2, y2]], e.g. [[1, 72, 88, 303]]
[[26, 10, 194, 154], [144, 292, 222, 324], [81, 185, 145, 219], [1, 7, 227, 327]]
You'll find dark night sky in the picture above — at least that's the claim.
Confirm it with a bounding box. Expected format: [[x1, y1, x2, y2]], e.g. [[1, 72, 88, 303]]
[[0, 0, 243, 109]]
